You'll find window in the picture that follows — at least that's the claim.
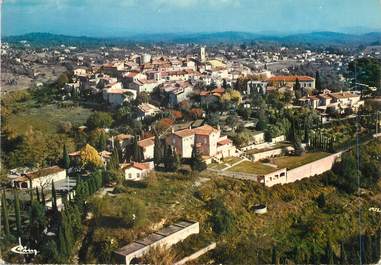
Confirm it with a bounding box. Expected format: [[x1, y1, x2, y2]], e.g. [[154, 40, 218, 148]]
[[128, 173, 132, 179]]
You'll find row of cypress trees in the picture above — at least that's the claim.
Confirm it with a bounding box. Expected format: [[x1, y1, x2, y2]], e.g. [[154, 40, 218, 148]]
[[1, 170, 105, 263]]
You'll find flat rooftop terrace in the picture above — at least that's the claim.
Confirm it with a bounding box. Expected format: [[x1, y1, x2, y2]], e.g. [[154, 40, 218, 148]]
[[114, 220, 198, 257]]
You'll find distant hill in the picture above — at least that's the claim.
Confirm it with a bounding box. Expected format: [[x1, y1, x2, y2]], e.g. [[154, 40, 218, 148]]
[[4, 31, 381, 46]]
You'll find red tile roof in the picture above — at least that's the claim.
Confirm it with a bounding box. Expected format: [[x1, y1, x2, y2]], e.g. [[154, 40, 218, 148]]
[[138, 137, 155, 148], [217, 138, 232, 145], [174, 129, 194, 138], [194, 124, 218, 136], [25, 166, 65, 180]]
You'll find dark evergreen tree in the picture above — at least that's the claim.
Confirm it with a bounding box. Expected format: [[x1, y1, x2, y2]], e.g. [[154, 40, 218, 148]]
[[108, 149, 120, 171], [98, 132, 107, 151], [324, 241, 335, 265], [311, 247, 320, 265], [164, 145, 179, 172], [52, 181, 58, 213], [114, 139, 123, 162], [364, 234, 373, 264], [1, 191, 10, 236], [132, 137, 144, 162], [28, 201, 46, 249], [14, 191, 22, 237], [153, 131, 163, 168], [29, 179, 33, 202], [63, 144, 70, 169], [57, 224, 68, 261], [41, 187, 46, 206], [35, 187, 40, 203], [340, 241, 348, 265], [190, 145, 207, 172], [272, 246, 278, 265], [315, 70, 322, 92]]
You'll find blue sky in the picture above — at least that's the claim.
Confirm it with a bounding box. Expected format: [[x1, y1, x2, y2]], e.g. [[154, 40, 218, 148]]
[[2, 0, 381, 37]]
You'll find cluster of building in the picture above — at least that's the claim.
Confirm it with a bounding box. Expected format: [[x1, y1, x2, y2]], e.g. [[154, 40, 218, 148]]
[[299, 89, 364, 114]]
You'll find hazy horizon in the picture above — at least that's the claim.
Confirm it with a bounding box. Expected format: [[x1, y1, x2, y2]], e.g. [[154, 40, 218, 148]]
[[2, 0, 381, 37]]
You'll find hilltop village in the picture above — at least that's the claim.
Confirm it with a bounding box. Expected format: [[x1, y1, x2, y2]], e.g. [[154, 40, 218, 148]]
[[1, 41, 381, 264]]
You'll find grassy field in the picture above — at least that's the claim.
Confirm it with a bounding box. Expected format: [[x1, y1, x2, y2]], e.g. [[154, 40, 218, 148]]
[[272, 152, 331, 170], [7, 104, 93, 134], [222, 156, 242, 165], [228, 160, 277, 175]]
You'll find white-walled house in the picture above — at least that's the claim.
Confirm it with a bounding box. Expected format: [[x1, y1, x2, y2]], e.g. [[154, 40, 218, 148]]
[[136, 103, 162, 120], [103, 88, 137, 106], [120, 161, 154, 181], [138, 137, 155, 160], [10, 166, 66, 189]]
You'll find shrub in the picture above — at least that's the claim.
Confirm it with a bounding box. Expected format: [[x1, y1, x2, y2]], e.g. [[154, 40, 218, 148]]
[[118, 197, 146, 228], [209, 199, 234, 234]]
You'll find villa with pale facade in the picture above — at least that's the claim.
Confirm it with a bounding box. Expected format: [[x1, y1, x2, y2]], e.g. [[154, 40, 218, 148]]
[[10, 166, 67, 189], [166, 124, 236, 162]]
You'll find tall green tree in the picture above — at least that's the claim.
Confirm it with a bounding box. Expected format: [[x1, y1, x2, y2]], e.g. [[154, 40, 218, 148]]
[[52, 181, 58, 213], [153, 132, 163, 168], [63, 144, 70, 169], [164, 145, 179, 172], [190, 145, 206, 172], [98, 132, 107, 151], [315, 70, 322, 92], [272, 246, 279, 265], [340, 241, 348, 265], [132, 137, 144, 162], [324, 241, 335, 265], [1, 191, 10, 236], [35, 187, 40, 203], [28, 201, 46, 249], [108, 149, 120, 171], [114, 140, 123, 162], [14, 191, 22, 237], [41, 187, 46, 206]]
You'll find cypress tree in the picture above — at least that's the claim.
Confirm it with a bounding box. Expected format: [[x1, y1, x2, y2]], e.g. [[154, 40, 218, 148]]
[[325, 241, 335, 265], [272, 246, 278, 265], [132, 137, 144, 162], [29, 178, 33, 202], [1, 191, 10, 236], [365, 234, 373, 264], [108, 149, 119, 170], [35, 187, 40, 203], [41, 187, 46, 206], [98, 132, 107, 151], [14, 191, 22, 237], [57, 225, 68, 260], [153, 132, 163, 168], [52, 181, 58, 213], [63, 144, 70, 169], [114, 139, 123, 162], [311, 247, 320, 265], [340, 241, 348, 265], [315, 70, 322, 92], [191, 145, 206, 171]]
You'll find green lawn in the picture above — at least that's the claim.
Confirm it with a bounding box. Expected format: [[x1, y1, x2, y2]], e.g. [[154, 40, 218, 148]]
[[228, 160, 277, 175], [222, 156, 242, 165], [272, 152, 331, 170], [7, 104, 93, 134], [208, 163, 228, 170]]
